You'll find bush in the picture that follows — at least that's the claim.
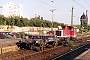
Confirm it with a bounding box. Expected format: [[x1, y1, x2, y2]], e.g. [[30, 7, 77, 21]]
[[20, 32, 25, 38], [68, 41, 75, 47], [13, 35, 16, 38], [16, 32, 25, 38], [5, 35, 13, 39]]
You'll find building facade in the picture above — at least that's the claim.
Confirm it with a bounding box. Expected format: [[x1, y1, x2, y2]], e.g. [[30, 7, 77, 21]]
[[80, 10, 88, 26], [3, 2, 22, 17]]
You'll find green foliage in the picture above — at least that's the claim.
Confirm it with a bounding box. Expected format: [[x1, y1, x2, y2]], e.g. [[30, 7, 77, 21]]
[[6, 17, 10, 25], [0, 14, 64, 27], [0, 15, 3, 25], [16, 33, 21, 38], [68, 41, 75, 47], [82, 20, 88, 29], [53, 21, 64, 28], [20, 32, 25, 38], [16, 32, 25, 38], [5, 35, 13, 39], [10, 16, 14, 26], [81, 20, 88, 32], [41, 17, 43, 20], [0, 17, 2, 25]]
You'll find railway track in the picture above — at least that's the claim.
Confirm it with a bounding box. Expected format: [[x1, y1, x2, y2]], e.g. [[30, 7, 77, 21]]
[[0, 45, 70, 60], [0, 49, 35, 60], [0, 33, 90, 60]]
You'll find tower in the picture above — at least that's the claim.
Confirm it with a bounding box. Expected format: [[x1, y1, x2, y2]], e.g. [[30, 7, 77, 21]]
[[86, 10, 88, 24], [80, 12, 86, 27]]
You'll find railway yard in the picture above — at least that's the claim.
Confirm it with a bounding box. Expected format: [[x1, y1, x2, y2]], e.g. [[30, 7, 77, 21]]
[[1, 0, 90, 60], [0, 33, 90, 60]]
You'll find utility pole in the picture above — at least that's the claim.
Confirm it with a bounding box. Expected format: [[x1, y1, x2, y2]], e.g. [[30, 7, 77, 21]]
[[50, 9, 56, 34], [71, 6, 74, 26]]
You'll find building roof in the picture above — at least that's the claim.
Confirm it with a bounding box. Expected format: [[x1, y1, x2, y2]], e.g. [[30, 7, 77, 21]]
[[80, 12, 86, 20]]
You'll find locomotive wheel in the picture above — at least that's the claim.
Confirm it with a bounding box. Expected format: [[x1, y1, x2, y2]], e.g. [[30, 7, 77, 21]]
[[53, 41, 58, 47], [52, 42, 55, 47], [28, 43, 31, 49], [31, 44, 35, 50], [40, 43, 44, 51]]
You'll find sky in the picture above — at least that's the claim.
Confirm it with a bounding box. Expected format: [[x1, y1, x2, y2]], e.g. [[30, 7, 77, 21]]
[[0, 0, 90, 25]]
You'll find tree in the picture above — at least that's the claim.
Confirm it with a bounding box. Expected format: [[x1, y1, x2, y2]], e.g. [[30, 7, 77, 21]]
[[10, 16, 14, 26], [0, 15, 5, 25], [81, 20, 88, 32], [6, 17, 11, 25], [23, 18, 29, 26], [14, 16, 19, 26], [0, 15, 65, 28], [2, 17, 6, 25], [0, 16, 2, 25], [41, 17, 43, 20]]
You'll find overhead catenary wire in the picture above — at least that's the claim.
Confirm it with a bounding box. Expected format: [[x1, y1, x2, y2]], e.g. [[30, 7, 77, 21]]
[[51, 1, 70, 9], [51, 0, 80, 19], [84, 0, 90, 7], [35, 0, 69, 14], [72, 0, 90, 13], [72, 0, 86, 9], [51, 0, 76, 25], [72, 0, 90, 25]]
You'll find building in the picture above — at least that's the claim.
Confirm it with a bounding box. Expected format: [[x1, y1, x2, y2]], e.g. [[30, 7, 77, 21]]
[[3, 2, 22, 17], [86, 10, 88, 23], [80, 10, 88, 26]]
